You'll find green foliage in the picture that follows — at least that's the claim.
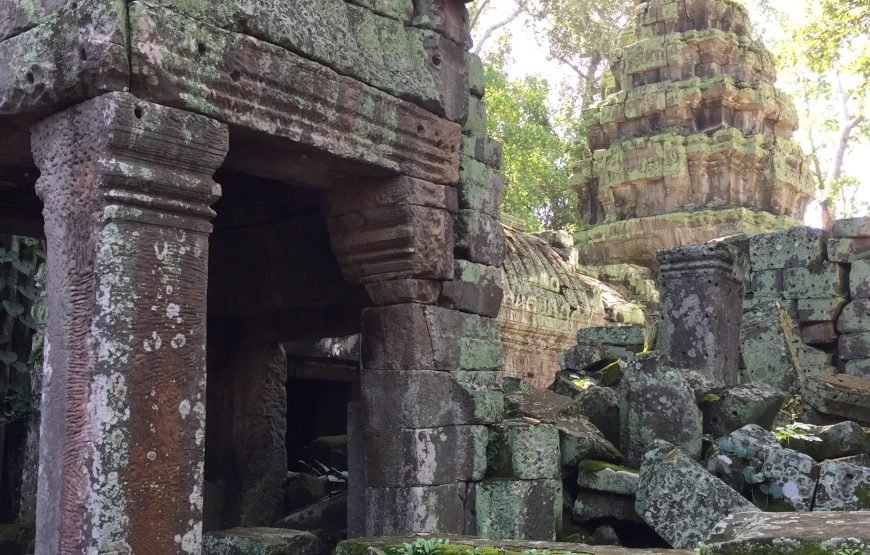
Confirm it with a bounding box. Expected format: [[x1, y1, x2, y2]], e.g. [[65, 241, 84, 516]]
[[834, 548, 865, 555], [773, 422, 822, 444], [484, 52, 585, 230], [802, 0, 870, 80], [392, 538, 450, 555]]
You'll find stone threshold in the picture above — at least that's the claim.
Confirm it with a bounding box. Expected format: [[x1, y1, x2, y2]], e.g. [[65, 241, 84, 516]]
[[335, 535, 691, 554]]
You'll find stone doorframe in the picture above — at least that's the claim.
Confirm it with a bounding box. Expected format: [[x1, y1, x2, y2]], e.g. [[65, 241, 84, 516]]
[[31, 75, 506, 551]]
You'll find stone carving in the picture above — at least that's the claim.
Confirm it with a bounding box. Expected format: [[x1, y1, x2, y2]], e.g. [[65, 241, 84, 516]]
[[572, 0, 815, 267]]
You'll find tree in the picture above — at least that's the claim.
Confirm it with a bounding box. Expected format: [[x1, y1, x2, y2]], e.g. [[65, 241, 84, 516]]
[[483, 48, 584, 231]]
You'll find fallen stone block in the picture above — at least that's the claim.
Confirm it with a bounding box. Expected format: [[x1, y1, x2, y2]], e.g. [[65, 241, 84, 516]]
[[577, 460, 639, 496], [755, 447, 818, 512], [827, 237, 870, 263], [203, 528, 326, 555], [813, 458, 870, 511], [301, 435, 348, 471], [487, 421, 560, 480], [840, 298, 870, 333], [739, 301, 802, 391], [805, 374, 870, 423], [572, 385, 621, 447], [573, 490, 641, 524], [473, 478, 562, 541], [274, 492, 347, 533], [702, 512, 870, 554], [619, 356, 702, 466], [707, 424, 781, 494], [833, 216, 870, 238], [559, 343, 610, 373], [702, 383, 786, 437], [846, 358, 870, 377], [335, 535, 690, 554], [839, 331, 870, 361], [636, 442, 759, 549], [786, 421, 870, 461]]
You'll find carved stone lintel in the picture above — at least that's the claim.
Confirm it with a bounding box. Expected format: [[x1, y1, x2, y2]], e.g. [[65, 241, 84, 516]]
[[31, 92, 227, 555], [656, 243, 744, 387]]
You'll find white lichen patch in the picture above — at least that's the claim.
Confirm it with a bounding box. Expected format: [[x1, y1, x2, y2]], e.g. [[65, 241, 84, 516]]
[[178, 399, 191, 419]]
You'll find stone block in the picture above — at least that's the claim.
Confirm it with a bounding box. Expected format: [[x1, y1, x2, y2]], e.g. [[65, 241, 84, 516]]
[[454, 209, 506, 266], [327, 175, 458, 216], [787, 421, 870, 461], [782, 263, 846, 298], [636, 443, 759, 549], [274, 491, 347, 533], [839, 331, 870, 361], [464, 94, 488, 138], [365, 483, 467, 536], [739, 301, 801, 392], [362, 304, 502, 371], [570, 386, 621, 447], [366, 425, 487, 487], [797, 296, 845, 323], [756, 447, 818, 511], [461, 135, 503, 170], [412, 0, 472, 48], [487, 421, 560, 479], [472, 479, 562, 541], [505, 389, 623, 465], [749, 269, 782, 297], [577, 461, 639, 496], [749, 227, 826, 271], [572, 490, 641, 524], [827, 237, 870, 262], [577, 325, 646, 349], [850, 259, 870, 298], [619, 356, 702, 466], [702, 383, 786, 438], [363, 370, 503, 429], [467, 52, 485, 97], [439, 260, 503, 317], [203, 528, 325, 555], [458, 155, 504, 217], [558, 342, 610, 373], [833, 216, 870, 238], [365, 279, 441, 306], [702, 512, 870, 554], [657, 243, 743, 387], [845, 358, 870, 377], [839, 298, 870, 333], [805, 374, 870, 423], [800, 322, 838, 345]]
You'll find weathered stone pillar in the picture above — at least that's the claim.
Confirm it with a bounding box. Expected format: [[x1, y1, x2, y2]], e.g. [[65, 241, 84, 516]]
[[31, 92, 227, 554], [656, 243, 744, 387]]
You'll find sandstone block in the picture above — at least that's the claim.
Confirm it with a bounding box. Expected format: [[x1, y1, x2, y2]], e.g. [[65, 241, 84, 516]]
[[577, 325, 646, 349], [702, 512, 870, 554], [749, 227, 826, 271], [363, 370, 503, 429], [275, 491, 347, 533], [487, 421, 560, 479], [461, 135, 503, 169], [362, 304, 502, 371], [572, 490, 641, 524], [833, 216, 870, 238], [787, 421, 870, 461], [454, 209, 506, 266], [577, 460, 639, 496], [558, 342, 610, 373], [365, 483, 467, 536], [805, 374, 870, 423], [702, 383, 786, 438], [365, 279, 441, 306], [366, 425, 487, 487], [636, 443, 759, 549], [839, 331, 870, 361], [327, 176, 458, 217], [739, 301, 801, 392], [838, 298, 870, 333], [203, 528, 325, 555], [472, 479, 562, 541], [756, 447, 818, 511], [619, 356, 702, 466], [458, 155, 504, 217], [814, 459, 870, 511], [569, 385, 621, 447], [464, 94, 487, 138], [439, 260, 503, 317], [797, 296, 845, 323], [749, 269, 782, 297], [467, 52, 485, 97], [800, 322, 838, 346], [845, 358, 870, 377], [851, 259, 870, 298], [827, 237, 870, 262], [412, 0, 472, 49], [782, 263, 846, 299]]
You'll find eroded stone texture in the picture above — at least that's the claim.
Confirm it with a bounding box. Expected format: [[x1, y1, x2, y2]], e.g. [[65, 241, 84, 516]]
[[487, 421, 560, 480], [364, 483, 468, 536], [702, 383, 786, 437], [636, 443, 759, 549], [787, 421, 870, 461], [805, 374, 870, 423], [572, 0, 814, 267], [472, 478, 562, 541], [203, 527, 326, 555], [703, 512, 870, 554], [619, 356, 703, 466], [657, 243, 743, 386], [813, 458, 870, 511], [756, 447, 818, 512], [739, 300, 803, 392], [336, 536, 690, 555], [31, 92, 228, 554]]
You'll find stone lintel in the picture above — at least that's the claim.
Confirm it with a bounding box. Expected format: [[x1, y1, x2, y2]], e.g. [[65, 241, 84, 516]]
[[31, 92, 227, 554]]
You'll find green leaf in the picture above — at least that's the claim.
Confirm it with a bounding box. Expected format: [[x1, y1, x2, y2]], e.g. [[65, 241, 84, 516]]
[[0, 351, 18, 366], [2, 300, 24, 317]]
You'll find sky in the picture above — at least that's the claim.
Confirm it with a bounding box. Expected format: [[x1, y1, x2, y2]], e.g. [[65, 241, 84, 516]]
[[474, 1, 870, 221]]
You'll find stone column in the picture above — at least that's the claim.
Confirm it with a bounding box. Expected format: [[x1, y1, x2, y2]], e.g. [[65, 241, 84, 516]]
[[656, 243, 744, 387], [31, 92, 227, 554]]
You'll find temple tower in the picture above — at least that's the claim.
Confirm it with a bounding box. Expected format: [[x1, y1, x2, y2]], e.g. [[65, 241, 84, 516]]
[[572, 0, 816, 267]]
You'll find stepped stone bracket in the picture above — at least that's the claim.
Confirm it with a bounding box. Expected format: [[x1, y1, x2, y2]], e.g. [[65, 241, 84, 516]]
[[657, 243, 743, 386], [30, 92, 228, 555]]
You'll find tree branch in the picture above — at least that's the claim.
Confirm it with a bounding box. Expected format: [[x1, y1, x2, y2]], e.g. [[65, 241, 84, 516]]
[[472, 2, 525, 55], [469, 0, 492, 33]]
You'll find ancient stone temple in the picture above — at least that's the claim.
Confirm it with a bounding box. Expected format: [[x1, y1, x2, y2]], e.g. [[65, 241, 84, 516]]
[[572, 0, 817, 267]]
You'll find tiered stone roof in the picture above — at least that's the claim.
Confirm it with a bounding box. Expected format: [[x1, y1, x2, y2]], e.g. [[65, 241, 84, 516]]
[[572, 0, 816, 267]]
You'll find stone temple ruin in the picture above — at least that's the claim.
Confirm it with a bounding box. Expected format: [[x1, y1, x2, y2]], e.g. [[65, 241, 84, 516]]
[[0, 0, 868, 554]]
